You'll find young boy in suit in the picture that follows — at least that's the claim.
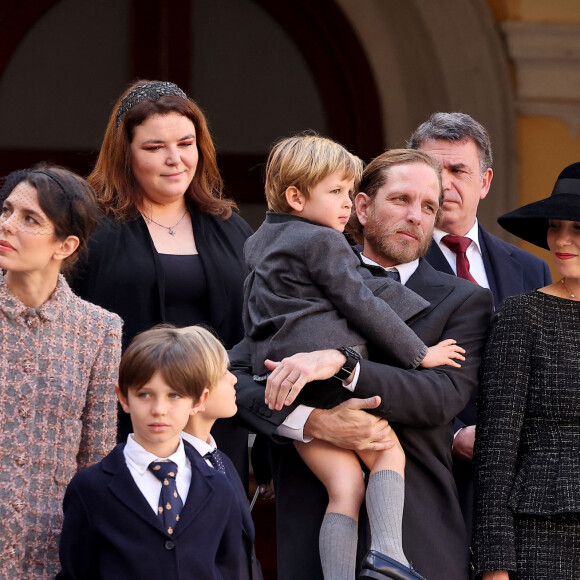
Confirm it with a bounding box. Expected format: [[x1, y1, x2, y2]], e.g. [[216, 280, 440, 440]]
[[243, 136, 464, 579], [178, 327, 263, 580], [57, 326, 242, 580]]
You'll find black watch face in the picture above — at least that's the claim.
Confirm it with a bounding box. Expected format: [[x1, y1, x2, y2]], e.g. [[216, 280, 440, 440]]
[[341, 347, 360, 361]]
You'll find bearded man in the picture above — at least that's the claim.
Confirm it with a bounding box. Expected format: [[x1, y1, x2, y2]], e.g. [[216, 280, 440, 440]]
[[231, 149, 493, 580]]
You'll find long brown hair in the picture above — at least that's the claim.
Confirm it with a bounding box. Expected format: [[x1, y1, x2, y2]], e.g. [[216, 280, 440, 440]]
[[88, 80, 236, 222]]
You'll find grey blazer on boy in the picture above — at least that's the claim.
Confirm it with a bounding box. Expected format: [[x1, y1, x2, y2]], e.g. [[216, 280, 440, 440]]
[[243, 213, 429, 376]]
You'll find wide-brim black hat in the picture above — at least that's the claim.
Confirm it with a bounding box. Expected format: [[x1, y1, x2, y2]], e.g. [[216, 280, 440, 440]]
[[498, 161, 580, 249]]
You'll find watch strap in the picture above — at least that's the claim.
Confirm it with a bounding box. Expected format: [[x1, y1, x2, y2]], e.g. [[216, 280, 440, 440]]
[[333, 346, 361, 381]]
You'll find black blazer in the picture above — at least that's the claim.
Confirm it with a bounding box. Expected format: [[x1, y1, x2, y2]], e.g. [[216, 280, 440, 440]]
[[216, 452, 263, 580], [71, 207, 253, 483], [57, 443, 243, 580], [231, 258, 494, 580], [71, 207, 252, 351], [425, 225, 552, 543], [183, 442, 263, 580]]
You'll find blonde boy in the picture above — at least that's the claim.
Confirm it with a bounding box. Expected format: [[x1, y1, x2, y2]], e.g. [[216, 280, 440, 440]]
[[242, 134, 462, 579], [178, 326, 263, 580]]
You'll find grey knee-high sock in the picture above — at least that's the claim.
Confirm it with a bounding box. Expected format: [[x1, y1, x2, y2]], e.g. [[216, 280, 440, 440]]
[[365, 470, 409, 566], [319, 512, 358, 580]]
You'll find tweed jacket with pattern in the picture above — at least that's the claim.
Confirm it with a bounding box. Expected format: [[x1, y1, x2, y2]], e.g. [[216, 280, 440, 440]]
[[473, 291, 580, 573], [0, 274, 122, 579]]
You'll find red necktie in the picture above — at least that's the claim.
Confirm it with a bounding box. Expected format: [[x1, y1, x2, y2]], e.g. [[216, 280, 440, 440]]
[[441, 235, 478, 284]]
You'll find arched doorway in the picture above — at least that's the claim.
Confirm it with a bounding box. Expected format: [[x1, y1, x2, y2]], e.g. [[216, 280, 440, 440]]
[[0, 0, 382, 218]]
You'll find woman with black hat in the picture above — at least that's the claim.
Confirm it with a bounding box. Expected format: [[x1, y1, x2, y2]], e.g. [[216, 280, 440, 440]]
[[472, 162, 580, 579]]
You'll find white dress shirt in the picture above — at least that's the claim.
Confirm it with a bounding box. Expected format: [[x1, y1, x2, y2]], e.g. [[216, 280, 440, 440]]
[[123, 434, 192, 515], [180, 431, 217, 469]]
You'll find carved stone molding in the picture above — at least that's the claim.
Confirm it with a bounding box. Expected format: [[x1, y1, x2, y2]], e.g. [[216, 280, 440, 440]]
[[502, 21, 580, 134], [336, 0, 517, 237]]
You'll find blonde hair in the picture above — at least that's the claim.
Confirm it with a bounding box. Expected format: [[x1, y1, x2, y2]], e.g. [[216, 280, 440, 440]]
[[118, 325, 228, 400], [265, 132, 363, 213], [175, 325, 229, 393]]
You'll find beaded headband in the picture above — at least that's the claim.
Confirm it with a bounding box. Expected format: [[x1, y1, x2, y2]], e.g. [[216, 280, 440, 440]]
[[116, 81, 187, 129]]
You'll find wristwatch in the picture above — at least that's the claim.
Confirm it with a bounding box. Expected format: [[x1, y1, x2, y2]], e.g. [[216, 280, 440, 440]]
[[333, 346, 361, 381]]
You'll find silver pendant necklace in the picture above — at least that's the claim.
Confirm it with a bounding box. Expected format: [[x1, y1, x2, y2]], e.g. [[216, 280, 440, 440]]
[[561, 278, 577, 299], [143, 210, 187, 235]]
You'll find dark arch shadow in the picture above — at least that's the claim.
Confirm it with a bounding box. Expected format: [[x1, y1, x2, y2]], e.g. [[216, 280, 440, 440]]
[[253, 0, 383, 161]]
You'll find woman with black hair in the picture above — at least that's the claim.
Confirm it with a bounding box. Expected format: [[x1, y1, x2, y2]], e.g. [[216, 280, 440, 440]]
[[0, 165, 122, 578]]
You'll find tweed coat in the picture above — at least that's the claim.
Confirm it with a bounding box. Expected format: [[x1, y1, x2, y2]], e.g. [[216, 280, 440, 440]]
[[0, 274, 122, 578], [473, 292, 580, 575]]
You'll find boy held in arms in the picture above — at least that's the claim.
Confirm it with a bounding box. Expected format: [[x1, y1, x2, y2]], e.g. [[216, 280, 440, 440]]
[[243, 134, 464, 579], [178, 326, 263, 580], [57, 326, 242, 580]]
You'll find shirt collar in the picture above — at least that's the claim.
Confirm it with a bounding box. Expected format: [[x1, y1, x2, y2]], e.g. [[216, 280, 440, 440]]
[[124, 433, 188, 475], [180, 431, 217, 457], [359, 254, 419, 286], [433, 219, 482, 253], [0, 274, 71, 323]]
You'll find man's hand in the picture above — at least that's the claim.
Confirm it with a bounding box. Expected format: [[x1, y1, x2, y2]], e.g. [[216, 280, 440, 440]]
[[264, 349, 346, 410], [452, 425, 475, 462], [257, 480, 275, 500], [304, 397, 395, 452]]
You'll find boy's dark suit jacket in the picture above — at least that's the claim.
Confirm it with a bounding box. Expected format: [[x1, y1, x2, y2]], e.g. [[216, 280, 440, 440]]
[[183, 442, 263, 580], [231, 258, 494, 580], [57, 443, 242, 580], [425, 224, 552, 535]]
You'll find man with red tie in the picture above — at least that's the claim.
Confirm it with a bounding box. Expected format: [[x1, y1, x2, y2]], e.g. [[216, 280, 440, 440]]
[[408, 112, 552, 540]]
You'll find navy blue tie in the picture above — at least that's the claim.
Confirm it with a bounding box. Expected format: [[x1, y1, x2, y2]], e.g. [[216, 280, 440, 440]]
[[204, 449, 226, 473], [148, 460, 183, 535], [385, 269, 400, 281]]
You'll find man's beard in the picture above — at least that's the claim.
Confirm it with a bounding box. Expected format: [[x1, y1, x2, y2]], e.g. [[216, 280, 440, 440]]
[[364, 211, 433, 265]]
